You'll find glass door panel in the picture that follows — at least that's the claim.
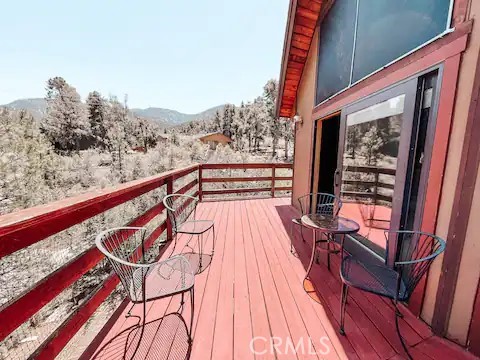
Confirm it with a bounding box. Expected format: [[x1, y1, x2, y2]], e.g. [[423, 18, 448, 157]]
[[336, 79, 417, 261]]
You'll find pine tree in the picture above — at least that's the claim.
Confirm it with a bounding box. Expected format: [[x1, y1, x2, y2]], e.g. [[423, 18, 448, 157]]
[[0, 108, 59, 212], [232, 102, 246, 150], [134, 116, 158, 152], [243, 101, 254, 151], [281, 118, 293, 160], [252, 97, 267, 152], [359, 125, 384, 165], [104, 96, 128, 182], [86, 91, 107, 149], [41, 77, 89, 152], [263, 79, 281, 157], [222, 104, 234, 137], [213, 110, 222, 131]]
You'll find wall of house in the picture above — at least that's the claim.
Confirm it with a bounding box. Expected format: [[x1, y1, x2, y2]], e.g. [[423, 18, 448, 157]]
[[291, 29, 319, 210], [290, 0, 480, 346], [440, 0, 480, 344]]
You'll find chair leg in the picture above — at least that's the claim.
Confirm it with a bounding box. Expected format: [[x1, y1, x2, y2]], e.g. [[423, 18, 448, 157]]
[[167, 233, 178, 258], [212, 224, 216, 256], [290, 221, 294, 253], [391, 298, 404, 318], [198, 233, 203, 271], [129, 301, 146, 360], [300, 224, 306, 242], [327, 240, 331, 271], [394, 300, 412, 360], [339, 283, 348, 336], [189, 287, 195, 344]]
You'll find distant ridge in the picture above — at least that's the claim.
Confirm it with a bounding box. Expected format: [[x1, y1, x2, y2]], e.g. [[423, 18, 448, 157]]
[[1, 98, 224, 127], [3, 98, 48, 120], [131, 105, 224, 126]]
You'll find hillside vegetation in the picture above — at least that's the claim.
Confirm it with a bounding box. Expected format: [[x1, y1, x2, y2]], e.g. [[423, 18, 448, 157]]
[[0, 76, 293, 359]]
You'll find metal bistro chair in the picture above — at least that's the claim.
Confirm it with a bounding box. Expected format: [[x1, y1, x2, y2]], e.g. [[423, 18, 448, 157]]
[[291, 193, 342, 264], [95, 227, 195, 360], [163, 194, 215, 271], [339, 230, 446, 359]]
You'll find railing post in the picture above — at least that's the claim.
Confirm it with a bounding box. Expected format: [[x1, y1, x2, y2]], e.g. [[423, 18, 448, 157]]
[[198, 164, 203, 202], [271, 163, 276, 198], [166, 176, 173, 242], [373, 170, 379, 205]]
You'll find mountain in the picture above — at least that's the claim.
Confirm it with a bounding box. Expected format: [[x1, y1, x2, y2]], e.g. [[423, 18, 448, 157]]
[[3, 98, 48, 119], [131, 105, 224, 126], [1, 98, 224, 127]]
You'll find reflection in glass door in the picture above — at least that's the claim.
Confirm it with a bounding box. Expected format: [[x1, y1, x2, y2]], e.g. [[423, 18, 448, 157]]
[[336, 80, 417, 260]]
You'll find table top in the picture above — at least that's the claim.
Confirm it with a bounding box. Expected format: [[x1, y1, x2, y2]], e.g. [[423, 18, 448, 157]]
[[301, 214, 360, 234]]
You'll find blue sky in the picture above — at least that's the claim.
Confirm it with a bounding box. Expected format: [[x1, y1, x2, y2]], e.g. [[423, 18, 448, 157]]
[[0, 0, 289, 113]]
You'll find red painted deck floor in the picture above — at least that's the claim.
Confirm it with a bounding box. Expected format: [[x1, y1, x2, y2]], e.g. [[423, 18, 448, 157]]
[[81, 198, 477, 360]]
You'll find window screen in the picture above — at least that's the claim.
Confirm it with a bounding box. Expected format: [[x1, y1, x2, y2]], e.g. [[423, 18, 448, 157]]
[[315, 0, 357, 104], [352, 0, 451, 82], [315, 0, 451, 104]]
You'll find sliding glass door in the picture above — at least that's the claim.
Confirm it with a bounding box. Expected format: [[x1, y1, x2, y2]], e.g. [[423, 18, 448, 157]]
[[335, 79, 418, 264]]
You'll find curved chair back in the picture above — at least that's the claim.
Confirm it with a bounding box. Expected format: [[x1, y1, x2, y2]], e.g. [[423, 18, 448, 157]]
[[297, 193, 342, 217], [386, 230, 446, 301], [163, 194, 198, 233], [95, 227, 148, 302]]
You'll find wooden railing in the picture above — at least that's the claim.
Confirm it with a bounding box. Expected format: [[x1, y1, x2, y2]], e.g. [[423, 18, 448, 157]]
[[199, 163, 293, 199], [341, 165, 395, 204], [0, 162, 292, 359]]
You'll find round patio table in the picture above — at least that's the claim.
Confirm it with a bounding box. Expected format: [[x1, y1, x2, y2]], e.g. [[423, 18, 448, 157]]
[[301, 214, 360, 302]]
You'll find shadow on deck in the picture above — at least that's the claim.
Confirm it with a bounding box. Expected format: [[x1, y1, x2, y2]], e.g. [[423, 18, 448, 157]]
[[81, 198, 477, 360]]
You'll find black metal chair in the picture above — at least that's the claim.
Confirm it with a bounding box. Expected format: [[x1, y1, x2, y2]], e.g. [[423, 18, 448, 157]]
[[291, 193, 342, 266], [339, 230, 446, 359], [95, 227, 195, 360], [163, 194, 215, 271]]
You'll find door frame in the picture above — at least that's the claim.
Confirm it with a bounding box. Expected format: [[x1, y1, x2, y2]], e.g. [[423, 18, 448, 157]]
[[335, 78, 419, 265]]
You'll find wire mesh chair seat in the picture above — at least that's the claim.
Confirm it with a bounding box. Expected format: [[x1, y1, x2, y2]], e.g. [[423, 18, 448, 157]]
[[95, 227, 195, 359], [290, 193, 342, 268], [338, 230, 446, 359], [128, 256, 195, 303], [177, 219, 214, 235], [340, 254, 408, 300]]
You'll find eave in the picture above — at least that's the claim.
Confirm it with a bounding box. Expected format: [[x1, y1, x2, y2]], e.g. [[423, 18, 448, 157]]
[[276, 0, 323, 118]]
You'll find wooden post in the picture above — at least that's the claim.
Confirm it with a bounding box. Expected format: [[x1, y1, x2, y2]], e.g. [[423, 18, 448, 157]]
[[271, 164, 276, 198], [198, 165, 203, 202], [166, 176, 173, 242]]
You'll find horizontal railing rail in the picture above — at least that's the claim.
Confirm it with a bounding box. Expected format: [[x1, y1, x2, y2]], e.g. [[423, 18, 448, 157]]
[[341, 165, 395, 204], [0, 162, 292, 359], [0, 164, 200, 359], [199, 163, 293, 199]]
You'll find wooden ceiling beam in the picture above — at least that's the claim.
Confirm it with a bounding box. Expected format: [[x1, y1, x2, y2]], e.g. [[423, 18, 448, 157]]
[[293, 24, 315, 37], [295, 15, 317, 29], [291, 39, 310, 51], [297, 5, 319, 20], [289, 46, 308, 57], [292, 32, 311, 44], [288, 61, 304, 70], [297, 0, 322, 11]]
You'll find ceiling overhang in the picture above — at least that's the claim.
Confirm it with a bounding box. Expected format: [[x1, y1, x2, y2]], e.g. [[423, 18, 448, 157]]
[[276, 0, 323, 118]]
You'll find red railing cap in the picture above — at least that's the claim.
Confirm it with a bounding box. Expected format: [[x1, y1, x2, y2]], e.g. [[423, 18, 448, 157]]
[[0, 164, 199, 236]]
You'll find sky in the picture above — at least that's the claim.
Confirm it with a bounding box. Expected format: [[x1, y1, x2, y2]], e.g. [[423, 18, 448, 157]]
[[0, 0, 289, 113]]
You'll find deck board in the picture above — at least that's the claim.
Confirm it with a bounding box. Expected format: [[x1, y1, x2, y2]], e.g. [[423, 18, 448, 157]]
[[83, 198, 477, 360]]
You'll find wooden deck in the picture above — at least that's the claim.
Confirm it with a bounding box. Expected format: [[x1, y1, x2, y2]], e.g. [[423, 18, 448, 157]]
[[81, 198, 477, 360]]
